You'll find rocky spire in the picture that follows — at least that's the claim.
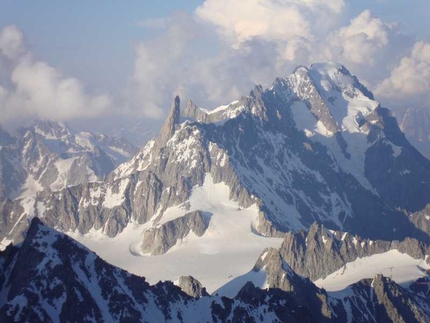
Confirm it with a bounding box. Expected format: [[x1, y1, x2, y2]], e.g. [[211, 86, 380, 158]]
[[183, 99, 198, 118], [32, 118, 72, 138], [157, 96, 180, 146], [182, 100, 208, 122]]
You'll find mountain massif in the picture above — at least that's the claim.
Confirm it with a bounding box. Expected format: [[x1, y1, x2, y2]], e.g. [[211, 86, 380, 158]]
[[1, 62, 430, 321], [0, 120, 137, 248], [2, 63, 430, 246], [0, 119, 136, 199]]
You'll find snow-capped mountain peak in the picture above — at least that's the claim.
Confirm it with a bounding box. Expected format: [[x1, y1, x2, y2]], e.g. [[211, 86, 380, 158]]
[[2, 64, 430, 302], [0, 120, 138, 248], [32, 118, 72, 140]]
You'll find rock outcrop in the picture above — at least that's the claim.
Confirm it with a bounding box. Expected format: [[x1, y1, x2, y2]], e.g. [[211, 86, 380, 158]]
[[177, 276, 209, 298], [141, 210, 210, 255], [401, 107, 430, 160], [269, 222, 430, 281], [157, 95, 181, 146]]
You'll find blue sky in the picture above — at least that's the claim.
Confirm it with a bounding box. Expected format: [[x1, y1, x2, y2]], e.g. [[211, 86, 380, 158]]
[[0, 0, 430, 129], [1, 0, 428, 92], [349, 0, 430, 37], [0, 1, 204, 91]]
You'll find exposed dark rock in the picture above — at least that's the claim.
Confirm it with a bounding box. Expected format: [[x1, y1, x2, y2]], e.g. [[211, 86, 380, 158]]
[[177, 276, 209, 298], [157, 96, 181, 147], [141, 210, 210, 255], [275, 222, 430, 281]]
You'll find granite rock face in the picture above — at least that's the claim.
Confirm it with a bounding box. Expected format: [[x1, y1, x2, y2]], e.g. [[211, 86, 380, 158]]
[[401, 107, 430, 160], [251, 247, 334, 320], [335, 275, 430, 323], [141, 210, 210, 255], [177, 276, 209, 298], [262, 222, 430, 282], [157, 95, 181, 147], [409, 204, 430, 235]]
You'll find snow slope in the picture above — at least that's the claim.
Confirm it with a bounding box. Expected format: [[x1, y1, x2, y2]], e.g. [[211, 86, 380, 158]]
[[68, 174, 283, 294], [214, 251, 271, 298], [314, 250, 430, 291], [289, 84, 377, 193]]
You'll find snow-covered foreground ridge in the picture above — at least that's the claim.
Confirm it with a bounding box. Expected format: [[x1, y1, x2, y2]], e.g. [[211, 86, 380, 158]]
[[1, 218, 429, 323]]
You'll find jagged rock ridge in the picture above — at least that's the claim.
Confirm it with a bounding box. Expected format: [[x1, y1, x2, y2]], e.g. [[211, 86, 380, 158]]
[[0, 120, 137, 247], [261, 222, 430, 282], [1, 218, 429, 322], [0, 119, 137, 199]]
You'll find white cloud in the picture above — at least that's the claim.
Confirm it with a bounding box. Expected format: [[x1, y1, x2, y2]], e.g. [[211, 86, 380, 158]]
[[129, 13, 197, 118], [128, 5, 416, 118], [309, 10, 413, 89], [128, 1, 349, 114], [282, 36, 312, 62], [192, 39, 285, 104], [0, 25, 24, 60], [326, 10, 391, 65], [2, 3, 423, 129], [375, 41, 430, 107], [129, 13, 300, 116], [0, 25, 112, 124], [195, 0, 345, 46], [194, 3, 413, 92]]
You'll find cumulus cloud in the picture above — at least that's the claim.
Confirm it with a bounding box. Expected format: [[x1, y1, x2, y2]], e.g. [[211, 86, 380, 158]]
[[129, 3, 416, 117], [128, 13, 198, 118], [326, 10, 392, 65], [2, 1, 427, 129], [192, 39, 286, 104], [195, 0, 345, 46], [0, 25, 112, 124], [129, 13, 302, 116], [318, 10, 413, 85], [375, 41, 430, 108], [0, 25, 24, 60]]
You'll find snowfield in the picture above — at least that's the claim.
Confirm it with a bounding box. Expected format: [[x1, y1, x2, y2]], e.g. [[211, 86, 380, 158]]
[[68, 174, 430, 296], [68, 174, 284, 294], [314, 250, 430, 291]]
